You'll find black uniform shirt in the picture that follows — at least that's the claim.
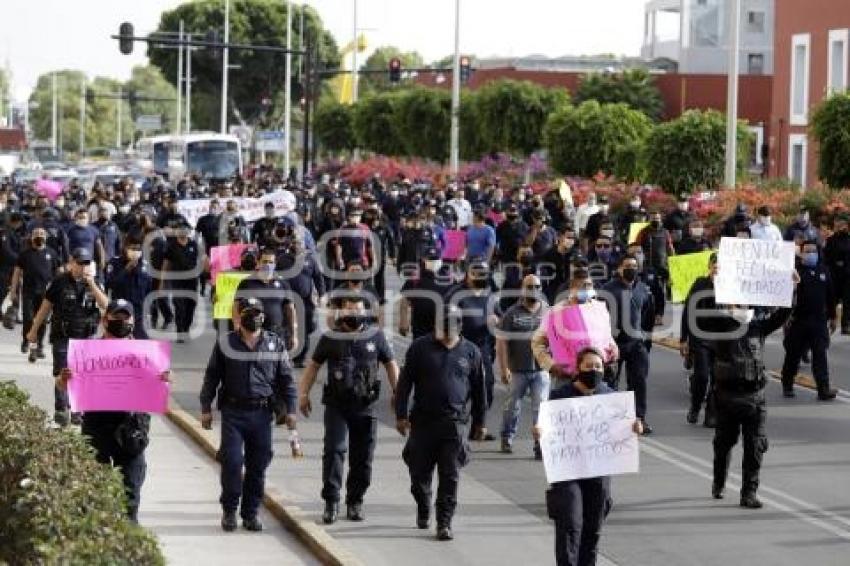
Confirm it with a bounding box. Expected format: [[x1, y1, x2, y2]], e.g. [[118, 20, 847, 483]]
[[793, 262, 836, 322], [16, 246, 61, 294], [401, 272, 453, 337], [235, 275, 293, 331], [200, 330, 296, 414], [395, 335, 486, 427], [165, 239, 200, 273]]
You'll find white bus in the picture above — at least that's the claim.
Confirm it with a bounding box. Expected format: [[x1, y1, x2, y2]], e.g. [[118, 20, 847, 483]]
[[167, 133, 242, 181], [135, 135, 172, 177]]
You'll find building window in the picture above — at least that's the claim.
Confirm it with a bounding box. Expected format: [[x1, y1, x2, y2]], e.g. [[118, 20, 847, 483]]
[[747, 11, 765, 34], [748, 53, 765, 75], [828, 29, 849, 93], [788, 134, 807, 187], [790, 34, 811, 126]]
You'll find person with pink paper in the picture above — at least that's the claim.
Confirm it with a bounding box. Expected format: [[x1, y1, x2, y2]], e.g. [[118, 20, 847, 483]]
[[56, 300, 171, 523]]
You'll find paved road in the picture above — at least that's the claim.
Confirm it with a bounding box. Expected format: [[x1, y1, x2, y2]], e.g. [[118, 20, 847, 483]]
[[145, 267, 850, 565]]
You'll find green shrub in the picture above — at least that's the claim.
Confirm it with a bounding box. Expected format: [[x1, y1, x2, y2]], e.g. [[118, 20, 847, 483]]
[[811, 93, 850, 189], [352, 92, 405, 156], [645, 109, 752, 196], [543, 100, 652, 180], [0, 381, 164, 565], [394, 87, 452, 162], [314, 101, 356, 154], [575, 68, 665, 122]]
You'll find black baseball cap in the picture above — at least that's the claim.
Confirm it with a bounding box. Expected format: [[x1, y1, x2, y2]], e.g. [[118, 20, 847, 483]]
[[71, 248, 93, 263], [106, 299, 134, 318], [237, 296, 265, 313], [424, 247, 442, 260]]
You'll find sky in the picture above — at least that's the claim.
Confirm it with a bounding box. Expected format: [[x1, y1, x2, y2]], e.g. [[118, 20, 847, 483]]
[[3, 0, 674, 103]]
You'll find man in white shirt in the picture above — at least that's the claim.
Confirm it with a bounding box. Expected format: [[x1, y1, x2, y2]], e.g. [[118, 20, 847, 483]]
[[750, 205, 783, 241], [448, 188, 473, 229], [574, 192, 600, 239]]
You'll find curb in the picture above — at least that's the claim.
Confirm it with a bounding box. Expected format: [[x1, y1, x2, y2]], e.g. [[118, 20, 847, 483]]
[[651, 336, 817, 390], [165, 402, 364, 566]]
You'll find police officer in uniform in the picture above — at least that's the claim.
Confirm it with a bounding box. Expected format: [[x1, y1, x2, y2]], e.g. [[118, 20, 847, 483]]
[[104, 237, 154, 339], [298, 295, 399, 524], [824, 214, 850, 334], [26, 247, 108, 426], [56, 300, 169, 522], [200, 297, 297, 532], [162, 223, 201, 341], [277, 230, 325, 367], [395, 304, 487, 541], [780, 240, 839, 401], [234, 247, 298, 351], [7, 227, 61, 356], [399, 248, 453, 339]]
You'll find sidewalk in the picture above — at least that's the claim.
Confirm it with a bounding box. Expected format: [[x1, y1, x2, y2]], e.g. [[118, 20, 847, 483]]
[[0, 332, 319, 566]]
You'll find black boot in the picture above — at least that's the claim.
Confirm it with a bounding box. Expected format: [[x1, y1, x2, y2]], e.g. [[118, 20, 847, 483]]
[[711, 483, 725, 499], [221, 511, 237, 532], [436, 523, 453, 541], [416, 505, 430, 529], [322, 501, 339, 524], [818, 386, 838, 401], [740, 493, 763, 509], [346, 503, 364, 521], [686, 407, 699, 424]]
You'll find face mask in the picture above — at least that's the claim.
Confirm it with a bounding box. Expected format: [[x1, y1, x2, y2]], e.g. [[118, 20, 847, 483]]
[[802, 252, 818, 267], [471, 278, 488, 289], [596, 249, 611, 261], [210, 206, 221, 215], [241, 256, 258, 271], [728, 308, 754, 325], [424, 259, 442, 272], [260, 263, 276, 276], [600, 229, 614, 238], [265, 209, 275, 218], [600, 205, 610, 214], [630, 200, 641, 209], [798, 214, 809, 225], [759, 216, 771, 226], [622, 267, 638, 282], [119, 205, 130, 214], [691, 228, 704, 238], [127, 249, 142, 260], [678, 202, 689, 211], [576, 289, 596, 304], [75, 219, 87, 227], [633, 252, 645, 265], [106, 319, 134, 338], [240, 311, 264, 332], [507, 214, 518, 221], [55, 200, 65, 208], [520, 253, 534, 266], [340, 314, 365, 329], [651, 220, 661, 229], [576, 370, 603, 389]]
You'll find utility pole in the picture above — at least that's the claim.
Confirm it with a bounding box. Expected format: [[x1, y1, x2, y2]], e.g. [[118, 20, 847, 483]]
[[449, 0, 461, 177], [724, 0, 741, 188], [79, 79, 85, 158], [51, 72, 58, 155], [116, 86, 122, 150], [302, 36, 312, 177], [176, 20, 183, 134], [221, 0, 230, 134], [186, 32, 192, 132], [284, 0, 292, 173], [352, 0, 359, 104]]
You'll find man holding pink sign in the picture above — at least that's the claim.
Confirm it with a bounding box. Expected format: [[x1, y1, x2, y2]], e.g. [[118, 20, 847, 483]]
[[56, 300, 172, 523]]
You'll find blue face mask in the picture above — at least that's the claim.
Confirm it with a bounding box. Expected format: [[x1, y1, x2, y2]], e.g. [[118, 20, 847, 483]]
[[802, 253, 818, 267], [576, 289, 596, 304]]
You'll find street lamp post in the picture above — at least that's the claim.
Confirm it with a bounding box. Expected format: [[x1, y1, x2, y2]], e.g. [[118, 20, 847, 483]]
[[221, 0, 230, 134], [724, 0, 741, 188], [176, 20, 183, 134], [79, 80, 85, 158], [51, 72, 58, 155], [449, 0, 461, 178], [186, 32, 193, 132], [284, 0, 292, 172]]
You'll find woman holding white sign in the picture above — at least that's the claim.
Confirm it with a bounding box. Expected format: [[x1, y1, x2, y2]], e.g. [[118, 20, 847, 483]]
[[536, 348, 642, 566]]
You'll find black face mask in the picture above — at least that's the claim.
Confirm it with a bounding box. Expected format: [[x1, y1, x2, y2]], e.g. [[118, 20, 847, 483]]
[[651, 220, 661, 229], [471, 278, 488, 289], [622, 268, 638, 282], [576, 370, 603, 389], [520, 254, 533, 266], [240, 311, 264, 332], [106, 319, 134, 338], [240, 255, 257, 271], [32, 237, 46, 247], [340, 315, 366, 329]]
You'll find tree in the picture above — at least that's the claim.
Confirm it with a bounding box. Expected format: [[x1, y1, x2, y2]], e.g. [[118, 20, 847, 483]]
[[543, 100, 652, 181], [149, 0, 340, 131], [393, 87, 451, 161], [475, 79, 569, 156], [459, 91, 484, 161], [360, 46, 424, 93], [125, 65, 178, 136], [575, 69, 665, 122], [645, 109, 752, 194], [28, 71, 134, 155], [812, 93, 850, 189], [314, 101, 355, 154], [351, 92, 404, 156], [0, 69, 9, 121]]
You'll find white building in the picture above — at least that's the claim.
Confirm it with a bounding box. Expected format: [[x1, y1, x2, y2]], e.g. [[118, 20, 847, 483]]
[[642, 0, 774, 75]]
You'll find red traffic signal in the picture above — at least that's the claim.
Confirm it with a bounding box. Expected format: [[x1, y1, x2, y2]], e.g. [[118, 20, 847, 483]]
[[389, 58, 402, 83]]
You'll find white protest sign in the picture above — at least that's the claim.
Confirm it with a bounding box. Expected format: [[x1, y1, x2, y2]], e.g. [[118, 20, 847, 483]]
[[714, 237, 796, 307], [538, 391, 639, 483], [177, 190, 296, 227]]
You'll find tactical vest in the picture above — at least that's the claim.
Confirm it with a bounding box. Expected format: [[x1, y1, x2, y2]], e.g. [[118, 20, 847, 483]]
[[322, 334, 382, 407], [55, 279, 100, 340]]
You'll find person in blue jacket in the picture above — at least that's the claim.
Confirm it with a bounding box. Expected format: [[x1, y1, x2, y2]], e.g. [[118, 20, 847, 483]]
[[538, 347, 642, 566], [105, 237, 154, 338]]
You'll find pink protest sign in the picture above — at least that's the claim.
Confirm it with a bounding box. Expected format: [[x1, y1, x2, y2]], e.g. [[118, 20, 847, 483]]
[[545, 301, 616, 374], [67, 339, 171, 413], [210, 244, 250, 282], [35, 178, 63, 202], [442, 229, 466, 261]]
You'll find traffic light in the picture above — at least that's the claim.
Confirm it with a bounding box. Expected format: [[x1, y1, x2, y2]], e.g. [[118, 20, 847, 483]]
[[460, 56, 472, 85], [127, 91, 138, 106], [389, 58, 402, 84], [206, 29, 221, 59], [85, 88, 95, 105], [119, 22, 134, 55]]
